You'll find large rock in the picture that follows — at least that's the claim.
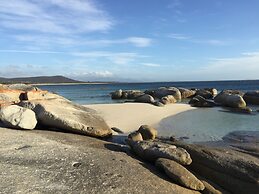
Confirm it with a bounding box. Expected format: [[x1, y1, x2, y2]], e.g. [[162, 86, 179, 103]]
[[156, 158, 205, 191], [160, 95, 177, 105], [178, 88, 196, 99], [0, 105, 37, 130], [111, 89, 122, 99], [153, 87, 181, 101], [122, 90, 145, 99], [135, 94, 155, 104], [127, 140, 192, 165], [172, 142, 259, 194], [204, 88, 218, 97], [6, 84, 39, 91], [214, 91, 246, 108], [24, 90, 66, 101], [138, 125, 157, 140], [0, 90, 23, 103], [195, 89, 213, 99], [19, 99, 112, 137], [128, 131, 143, 141], [243, 91, 259, 105], [189, 95, 216, 107]]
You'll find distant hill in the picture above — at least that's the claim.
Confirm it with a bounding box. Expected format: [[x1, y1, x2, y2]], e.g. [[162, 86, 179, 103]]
[[0, 76, 82, 84]]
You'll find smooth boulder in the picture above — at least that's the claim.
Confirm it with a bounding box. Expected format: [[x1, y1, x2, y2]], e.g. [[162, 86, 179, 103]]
[[138, 125, 157, 140], [135, 94, 155, 104], [189, 95, 216, 107], [153, 87, 181, 101], [24, 90, 67, 101], [214, 91, 246, 108], [243, 91, 259, 105], [195, 89, 213, 99], [128, 131, 143, 141], [178, 88, 196, 99], [111, 89, 122, 99], [0, 105, 37, 130], [172, 142, 259, 194], [122, 90, 145, 99], [6, 84, 39, 91], [127, 140, 192, 165], [156, 158, 205, 191], [0, 90, 23, 103], [19, 99, 112, 137], [160, 95, 177, 105]]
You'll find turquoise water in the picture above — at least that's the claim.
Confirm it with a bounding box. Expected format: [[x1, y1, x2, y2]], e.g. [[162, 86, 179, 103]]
[[38, 80, 259, 104], [158, 107, 259, 143]]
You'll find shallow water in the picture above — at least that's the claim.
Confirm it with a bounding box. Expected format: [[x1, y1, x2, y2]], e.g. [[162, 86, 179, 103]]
[[157, 107, 259, 143]]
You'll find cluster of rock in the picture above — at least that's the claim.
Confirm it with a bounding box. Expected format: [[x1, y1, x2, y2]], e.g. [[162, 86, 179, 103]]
[[0, 84, 112, 137], [111, 87, 196, 106], [111, 87, 259, 113], [126, 125, 208, 192], [126, 125, 259, 194], [189, 89, 259, 114]]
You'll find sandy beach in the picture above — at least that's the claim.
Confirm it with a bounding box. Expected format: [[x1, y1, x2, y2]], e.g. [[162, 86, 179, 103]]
[[85, 103, 196, 133]]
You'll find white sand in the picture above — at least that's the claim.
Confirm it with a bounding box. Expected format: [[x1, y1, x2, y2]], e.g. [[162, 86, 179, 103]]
[[85, 103, 195, 133]]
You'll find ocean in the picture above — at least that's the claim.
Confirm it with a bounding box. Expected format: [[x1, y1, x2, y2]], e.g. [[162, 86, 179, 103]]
[[38, 80, 259, 104], [38, 80, 259, 143]]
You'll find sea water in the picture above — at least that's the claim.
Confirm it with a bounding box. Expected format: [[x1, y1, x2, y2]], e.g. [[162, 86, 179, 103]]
[[38, 80, 259, 104], [38, 80, 259, 143]]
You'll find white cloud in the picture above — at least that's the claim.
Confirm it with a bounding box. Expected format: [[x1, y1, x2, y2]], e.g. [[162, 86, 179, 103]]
[[189, 52, 259, 80], [168, 33, 191, 40], [0, 49, 64, 54], [141, 63, 161, 67], [70, 70, 113, 78], [0, 64, 45, 77], [11, 34, 153, 48], [0, 0, 114, 34], [126, 37, 152, 47], [168, 33, 230, 46], [72, 51, 144, 65]]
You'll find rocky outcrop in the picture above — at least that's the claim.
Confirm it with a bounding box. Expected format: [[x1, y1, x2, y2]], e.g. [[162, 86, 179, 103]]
[[127, 140, 192, 165], [243, 91, 259, 105], [128, 131, 143, 141], [204, 88, 218, 97], [152, 87, 181, 101], [122, 90, 145, 99], [0, 105, 37, 130], [178, 88, 196, 99], [214, 91, 246, 108], [24, 90, 67, 101], [19, 99, 112, 137], [160, 95, 177, 105], [189, 95, 216, 107], [6, 84, 39, 91], [172, 142, 259, 194], [195, 89, 213, 99], [156, 158, 205, 191], [111, 89, 122, 99], [138, 125, 157, 140], [135, 94, 155, 104], [0, 90, 23, 103]]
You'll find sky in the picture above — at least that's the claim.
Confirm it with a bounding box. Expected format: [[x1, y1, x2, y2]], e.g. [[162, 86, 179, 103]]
[[0, 0, 259, 82]]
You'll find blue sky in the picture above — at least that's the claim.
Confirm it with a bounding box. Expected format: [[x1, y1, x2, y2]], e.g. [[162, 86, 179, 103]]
[[0, 0, 259, 82]]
